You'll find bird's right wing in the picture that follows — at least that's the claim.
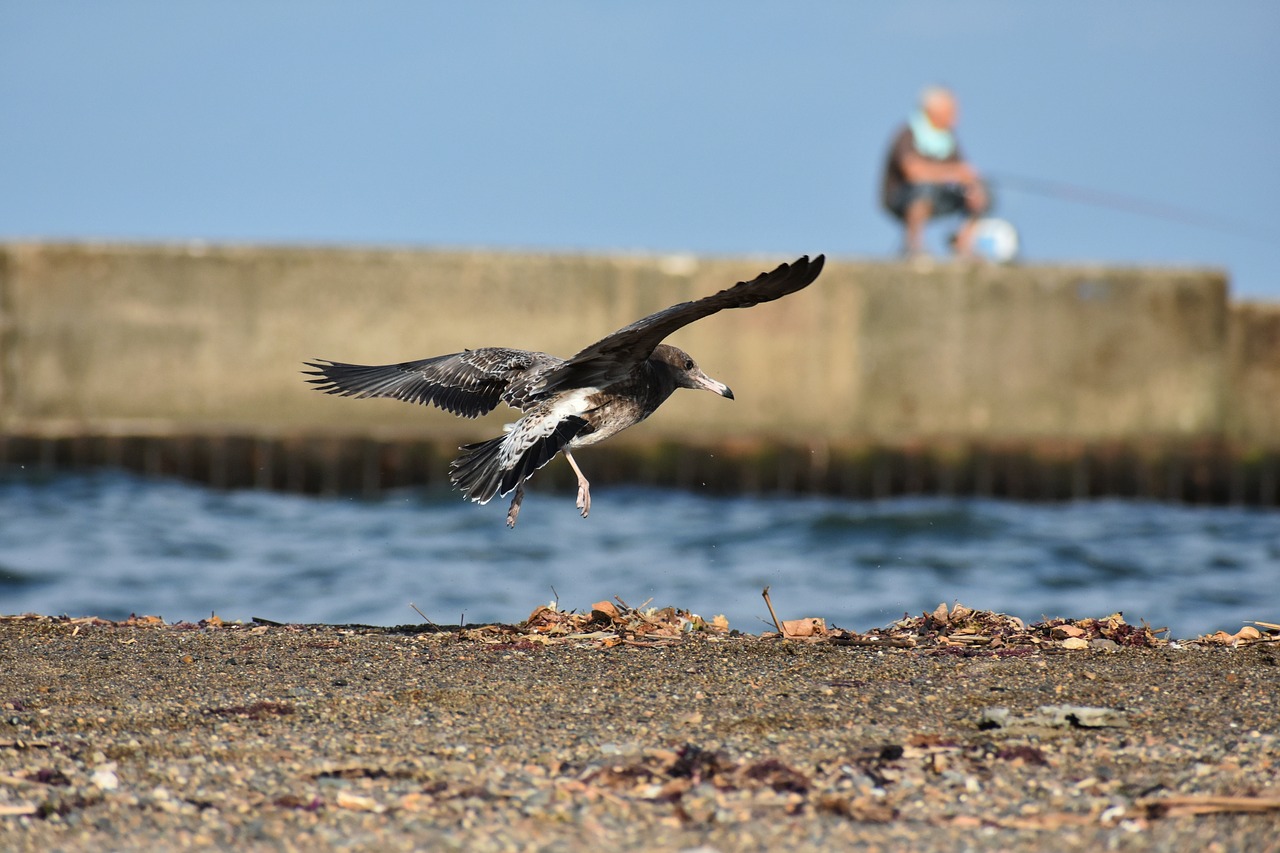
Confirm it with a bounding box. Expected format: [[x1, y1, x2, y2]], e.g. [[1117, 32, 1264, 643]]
[[303, 348, 561, 418], [535, 254, 825, 394]]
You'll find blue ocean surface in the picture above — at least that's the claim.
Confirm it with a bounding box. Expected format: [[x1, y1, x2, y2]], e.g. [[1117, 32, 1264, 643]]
[[1, 468, 1276, 637]]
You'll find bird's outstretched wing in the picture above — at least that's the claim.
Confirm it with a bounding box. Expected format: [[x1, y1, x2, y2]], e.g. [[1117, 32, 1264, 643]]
[[534, 254, 824, 394], [303, 348, 561, 418]]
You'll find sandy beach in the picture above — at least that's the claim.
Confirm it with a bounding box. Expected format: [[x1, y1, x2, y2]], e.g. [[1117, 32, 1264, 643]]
[[1, 609, 1278, 851]]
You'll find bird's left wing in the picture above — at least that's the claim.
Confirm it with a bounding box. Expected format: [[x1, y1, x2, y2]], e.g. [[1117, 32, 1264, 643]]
[[303, 348, 561, 418], [535, 254, 824, 394]]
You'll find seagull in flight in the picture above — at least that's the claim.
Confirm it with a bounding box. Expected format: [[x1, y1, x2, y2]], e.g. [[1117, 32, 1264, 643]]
[[304, 254, 824, 527]]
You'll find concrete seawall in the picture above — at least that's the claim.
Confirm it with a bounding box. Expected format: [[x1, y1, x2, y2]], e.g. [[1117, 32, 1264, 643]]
[[1, 242, 1275, 503], [1228, 301, 1280, 447]]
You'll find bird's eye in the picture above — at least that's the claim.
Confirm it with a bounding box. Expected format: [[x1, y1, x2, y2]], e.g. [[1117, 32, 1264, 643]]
[[684, 359, 694, 370]]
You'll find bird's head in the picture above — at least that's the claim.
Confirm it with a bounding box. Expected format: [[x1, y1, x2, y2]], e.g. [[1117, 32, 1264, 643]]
[[651, 344, 734, 400]]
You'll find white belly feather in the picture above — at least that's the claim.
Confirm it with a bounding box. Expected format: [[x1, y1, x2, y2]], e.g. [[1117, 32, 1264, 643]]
[[498, 388, 599, 471]]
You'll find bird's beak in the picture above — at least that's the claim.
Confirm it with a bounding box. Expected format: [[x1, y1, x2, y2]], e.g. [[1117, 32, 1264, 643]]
[[695, 372, 734, 400]]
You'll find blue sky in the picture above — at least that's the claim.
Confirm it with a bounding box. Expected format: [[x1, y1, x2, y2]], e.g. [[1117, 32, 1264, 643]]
[[4, 2, 1278, 298]]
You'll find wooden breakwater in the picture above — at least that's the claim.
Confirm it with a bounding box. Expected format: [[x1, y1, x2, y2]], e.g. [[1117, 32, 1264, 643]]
[[1, 242, 1278, 505], [0, 431, 1276, 506]]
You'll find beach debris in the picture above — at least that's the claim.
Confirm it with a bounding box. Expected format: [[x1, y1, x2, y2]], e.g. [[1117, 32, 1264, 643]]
[[1135, 794, 1280, 818], [760, 586, 830, 640], [572, 743, 908, 824], [1195, 624, 1275, 646], [978, 705, 1129, 730], [826, 603, 1166, 653], [761, 586, 783, 634], [779, 617, 828, 639], [460, 597, 730, 648], [577, 744, 817, 817], [408, 603, 434, 625], [0, 605, 1231, 653], [118, 614, 165, 628], [939, 790, 1280, 830]]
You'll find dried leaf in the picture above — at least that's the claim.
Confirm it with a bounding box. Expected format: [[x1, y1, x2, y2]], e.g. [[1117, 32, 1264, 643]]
[[524, 604, 557, 624], [1199, 626, 1267, 645], [781, 617, 827, 638], [590, 601, 620, 621]]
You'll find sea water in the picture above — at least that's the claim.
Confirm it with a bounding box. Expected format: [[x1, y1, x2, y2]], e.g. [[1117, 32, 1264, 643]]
[[1, 468, 1276, 637]]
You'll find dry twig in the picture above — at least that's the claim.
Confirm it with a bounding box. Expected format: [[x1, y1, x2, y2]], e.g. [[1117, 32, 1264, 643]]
[[761, 586, 784, 636]]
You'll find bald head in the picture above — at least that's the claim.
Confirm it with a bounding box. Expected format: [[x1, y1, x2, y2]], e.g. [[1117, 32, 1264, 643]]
[[920, 86, 958, 130]]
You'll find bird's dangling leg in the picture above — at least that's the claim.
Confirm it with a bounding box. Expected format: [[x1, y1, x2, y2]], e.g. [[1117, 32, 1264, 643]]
[[564, 449, 591, 518], [506, 484, 525, 529]]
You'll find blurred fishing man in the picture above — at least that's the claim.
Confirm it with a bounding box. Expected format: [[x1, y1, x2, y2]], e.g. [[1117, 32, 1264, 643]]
[[881, 86, 990, 258]]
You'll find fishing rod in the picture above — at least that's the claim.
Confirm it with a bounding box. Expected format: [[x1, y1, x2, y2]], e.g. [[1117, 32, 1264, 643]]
[[987, 171, 1270, 242]]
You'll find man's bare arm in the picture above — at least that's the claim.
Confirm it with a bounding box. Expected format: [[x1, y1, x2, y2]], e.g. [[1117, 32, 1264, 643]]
[[900, 150, 979, 186]]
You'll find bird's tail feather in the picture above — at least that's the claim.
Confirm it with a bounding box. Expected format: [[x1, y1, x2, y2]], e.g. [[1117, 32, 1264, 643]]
[[450, 416, 587, 504]]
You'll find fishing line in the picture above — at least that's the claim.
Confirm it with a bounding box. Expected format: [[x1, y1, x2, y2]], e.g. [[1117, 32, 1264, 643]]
[[988, 171, 1272, 242]]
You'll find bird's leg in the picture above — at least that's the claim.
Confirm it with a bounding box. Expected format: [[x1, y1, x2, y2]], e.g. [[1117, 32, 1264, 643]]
[[506, 484, 525, 529], [564, 449, 591, 518]]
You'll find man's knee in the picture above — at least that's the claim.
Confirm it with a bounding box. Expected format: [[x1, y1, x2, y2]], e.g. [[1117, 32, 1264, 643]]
[[966, 182, 992, 216]]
